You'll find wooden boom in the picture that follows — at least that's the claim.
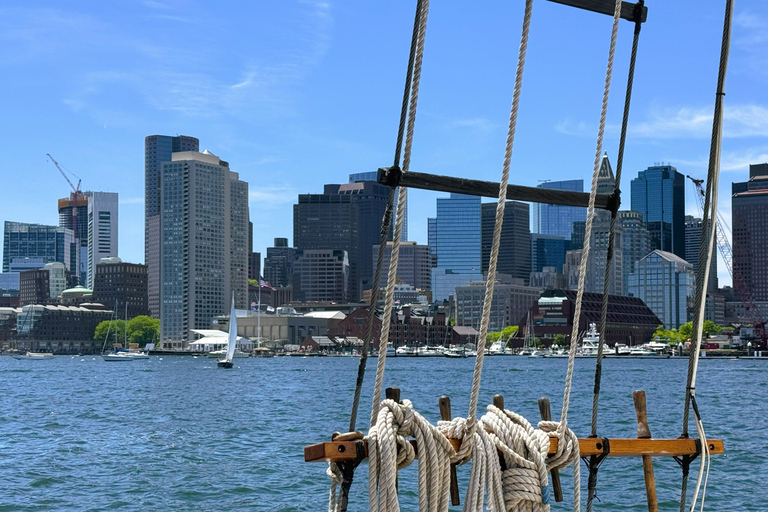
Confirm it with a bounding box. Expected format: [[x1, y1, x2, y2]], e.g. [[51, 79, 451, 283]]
[[305, 437, 724, 463]]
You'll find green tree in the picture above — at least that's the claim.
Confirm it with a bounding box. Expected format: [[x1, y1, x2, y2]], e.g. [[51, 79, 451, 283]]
[[553, 334, 566, 347], [702, 320, 722, 337], [93, 319, 127, 347], [678, 322, 693, 340], [501, 326, 519, 343], [127, 316, 160, 347]]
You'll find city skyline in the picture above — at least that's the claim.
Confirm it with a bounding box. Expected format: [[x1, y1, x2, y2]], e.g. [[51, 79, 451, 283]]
[[2, 2, 768, 289]]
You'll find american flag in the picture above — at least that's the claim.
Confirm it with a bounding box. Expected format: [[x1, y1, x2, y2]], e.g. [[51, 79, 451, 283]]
[[259, 277, 275, 290]]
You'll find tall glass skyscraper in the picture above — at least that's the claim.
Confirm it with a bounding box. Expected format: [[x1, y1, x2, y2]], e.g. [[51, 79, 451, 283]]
[[431, 194, 482, 301], [630, 165, 685, 258], [532, 180, 586, 239], [145, 134, 199, 318], [3, 222, 76, 277]]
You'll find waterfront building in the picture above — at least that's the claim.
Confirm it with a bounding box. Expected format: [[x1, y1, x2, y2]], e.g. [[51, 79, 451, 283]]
[[532, 179, 586, 238], [732, 163, 768, 300], [628, 250, 695, 329], [292, 249, 350, 303], [372, 241, 432, 290], [264, 238, 294, 288], [630, 164, 686, 258], [91, 257, 149, 318], [431, 194, 483, 301], [59, 285, 94, 306], [145, 134, 199, 318], [159, 150, 249, 346], [2, 222, 76, 276], [19, 262, 70, 306], [350, 171, 406, 240], [619, 210, 650, 293], [519, 289, 661, 347], [215, 308, 344, 347], [481, 201, 530, 283], [684, 215, 718, 293], [86, 192, 119, 290], [10, 304, 112, 354], [455, 276, 542, 332], [294, 181, 390, 300]]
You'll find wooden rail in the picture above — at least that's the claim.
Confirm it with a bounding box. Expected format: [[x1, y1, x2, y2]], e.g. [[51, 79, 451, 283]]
[[305, 437, 724, 463]]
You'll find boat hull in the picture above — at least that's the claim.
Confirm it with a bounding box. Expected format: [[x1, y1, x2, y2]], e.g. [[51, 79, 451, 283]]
[[217, 360, 234, 368]]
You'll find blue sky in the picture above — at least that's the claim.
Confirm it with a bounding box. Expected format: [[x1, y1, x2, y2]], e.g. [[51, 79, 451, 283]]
[[1, 0, 767, 287]]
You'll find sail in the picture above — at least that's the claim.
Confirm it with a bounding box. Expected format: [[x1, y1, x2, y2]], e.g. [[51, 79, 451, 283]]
[[226, 297, 237, 362]]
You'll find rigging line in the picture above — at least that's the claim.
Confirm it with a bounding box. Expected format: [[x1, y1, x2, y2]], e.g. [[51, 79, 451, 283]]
[[681, 1, 733, 511], [370, 0, 430, 428], [559, 0, 622, 437], [347, 0, 424, 435], [588, 5, 643, 510], [466, 0, 534, 428]]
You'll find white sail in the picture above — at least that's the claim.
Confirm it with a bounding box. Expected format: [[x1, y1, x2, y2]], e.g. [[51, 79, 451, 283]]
[[226, 297, 237, 362]]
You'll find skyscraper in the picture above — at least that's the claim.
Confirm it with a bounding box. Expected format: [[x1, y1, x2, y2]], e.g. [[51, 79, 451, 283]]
[[292, 249, 350, 303], [630, 164, 685, 258], [530, 234, 569, 273], [431, 194, 483, 301], [86, 192, 119, 290], [619, 210, 650, 293], [628, 250, 695, 329], [532, 179, 586, 238], [3, 222, 76, 275], [293, 181, 390, 301], [684, 215, 718, 294], [264, 238, 294, 288], [159, 150, 248, 345], [481, 201, 530, 283], [349, 171, 406, 241], [145, 134, 199, 318], [58, 195, 88, 285], [372, 241, 432, 290], [732, 163, 768, 300]]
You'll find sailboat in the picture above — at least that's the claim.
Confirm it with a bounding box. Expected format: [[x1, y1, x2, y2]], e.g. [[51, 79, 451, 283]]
[[519, 314, 535, 356], [217, 297, 237, 368], [102, 303, 149, 361]]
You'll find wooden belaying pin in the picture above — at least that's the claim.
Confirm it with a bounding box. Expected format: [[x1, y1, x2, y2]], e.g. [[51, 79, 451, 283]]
[[492, 394, 504, 410], [538, 397, 563, 502], [385, 387, 401, 403], [633, 390, 659, 512], [439, 395, 461, 506]]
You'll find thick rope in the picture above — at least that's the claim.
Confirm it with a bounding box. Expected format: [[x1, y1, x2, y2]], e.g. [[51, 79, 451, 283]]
[[680, 1, 733, 511], [587, 5, 643, 511], [560, 0, 622, 443], [370, 0, 430, 428]]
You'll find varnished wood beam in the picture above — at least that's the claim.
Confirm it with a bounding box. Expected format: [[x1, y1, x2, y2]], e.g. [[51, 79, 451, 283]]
[[304, 437, 724, 463]]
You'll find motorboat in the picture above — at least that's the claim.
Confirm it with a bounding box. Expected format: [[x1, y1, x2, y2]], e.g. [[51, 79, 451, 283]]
[[385, 346, 397, 357], [396, 346, 416, 356], [614, 343, 631, 355], [444, 347, 467, 358], [414, 346, 443, 357], [13, 351, 55, 360], [578, 323, 601, 357], [487, 341, 507, 356]]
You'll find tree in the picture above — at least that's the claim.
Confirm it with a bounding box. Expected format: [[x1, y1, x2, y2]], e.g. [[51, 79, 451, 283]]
[[553, 334, 566, 347], [93, 319, 127, 347], [127, 316, 160, 347], [678, 322, 693, 340], [702, 320, 722, 337]]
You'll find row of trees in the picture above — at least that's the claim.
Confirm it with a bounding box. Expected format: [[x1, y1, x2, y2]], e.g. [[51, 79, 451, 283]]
[[653, 321, 723, 345], [93, 316, 160, 348]]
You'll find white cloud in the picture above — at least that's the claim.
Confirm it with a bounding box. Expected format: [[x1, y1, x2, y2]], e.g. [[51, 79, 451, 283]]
[[119, 197, 144, 205], [630, 104, 768, 139], [249, 186, 298, 208]]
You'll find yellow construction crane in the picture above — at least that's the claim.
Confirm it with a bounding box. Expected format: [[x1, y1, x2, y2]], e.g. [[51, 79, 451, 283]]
[[47, 153, 84, 284]]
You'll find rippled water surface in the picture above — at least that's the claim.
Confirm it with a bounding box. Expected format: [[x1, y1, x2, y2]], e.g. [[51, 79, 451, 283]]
[[1, 355, 766, 511]]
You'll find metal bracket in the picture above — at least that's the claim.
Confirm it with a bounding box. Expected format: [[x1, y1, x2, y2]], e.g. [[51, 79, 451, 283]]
[[547, 0, 647, 23]]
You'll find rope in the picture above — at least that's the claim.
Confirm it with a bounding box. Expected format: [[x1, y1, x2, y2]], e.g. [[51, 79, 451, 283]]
[[560, 0, 622, 443], [588, 4, 643, 510], [370, 0, 430, 428], [681, 1, 733, 510]]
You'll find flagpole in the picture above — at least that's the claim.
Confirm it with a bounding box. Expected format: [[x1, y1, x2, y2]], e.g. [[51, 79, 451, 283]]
[[258, 281, 262, 347]]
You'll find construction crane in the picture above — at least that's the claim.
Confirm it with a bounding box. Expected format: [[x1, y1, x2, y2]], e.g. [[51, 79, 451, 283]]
[[687, 175, 767, 346], [47, 154, 84, 285]]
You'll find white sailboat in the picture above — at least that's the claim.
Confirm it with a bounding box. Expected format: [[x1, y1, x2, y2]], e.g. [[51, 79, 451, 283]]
[[102, 303, 150, 361], [218, 297, 237, 368], [519, 315, 535, 356]]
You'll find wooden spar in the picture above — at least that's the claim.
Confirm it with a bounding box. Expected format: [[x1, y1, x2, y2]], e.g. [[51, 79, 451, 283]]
[[377, 167, 619, 210], [546, 0, 647, 23], [538, 397, 564, 502], [305, 437, 724, 463], [633, 391, 659, 512], [438, 396, 460, 506]]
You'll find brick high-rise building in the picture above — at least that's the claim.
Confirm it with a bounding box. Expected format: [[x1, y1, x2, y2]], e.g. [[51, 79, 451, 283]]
[[92, 257, 149, 319], [732, 163, 768, 300], [481, 201, 530, 284]]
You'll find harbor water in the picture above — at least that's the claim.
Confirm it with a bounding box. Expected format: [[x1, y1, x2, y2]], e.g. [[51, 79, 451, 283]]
[[1, 355, 766, 511]]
